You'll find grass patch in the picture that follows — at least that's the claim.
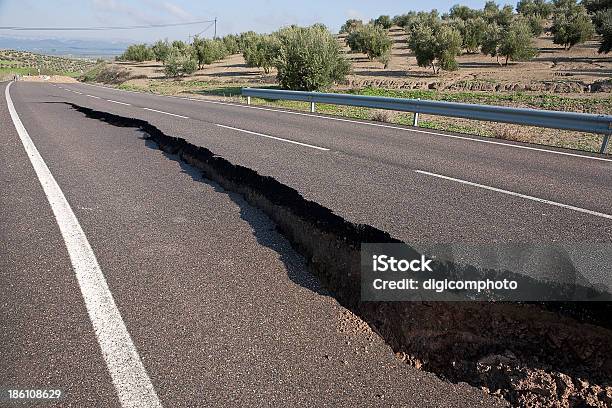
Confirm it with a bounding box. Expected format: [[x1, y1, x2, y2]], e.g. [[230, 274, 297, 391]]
[[346, 87, 612, 114]]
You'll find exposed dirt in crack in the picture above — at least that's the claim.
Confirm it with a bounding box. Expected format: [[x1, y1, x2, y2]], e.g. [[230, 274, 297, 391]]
[[66, 103, 612, 408]]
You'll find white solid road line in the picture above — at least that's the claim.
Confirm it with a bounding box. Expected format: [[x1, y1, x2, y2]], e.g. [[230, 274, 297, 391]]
[[414, 169, 612, 220], [216, 123, 330, 151], [107, 99, 131, 106], [80, 82, 612, 163], [85, 94, 101, 99], [5, 82, 163, 408], [142, 107, 189, 118]]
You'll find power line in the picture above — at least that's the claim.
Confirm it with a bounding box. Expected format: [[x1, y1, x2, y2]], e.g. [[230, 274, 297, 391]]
[[0, 20, 215, 31], [192, 21, 215, 38]]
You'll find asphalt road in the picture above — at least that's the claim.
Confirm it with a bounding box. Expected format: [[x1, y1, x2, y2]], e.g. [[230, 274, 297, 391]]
[[1, 80, 610, 406], [25, 81, 612, 288]]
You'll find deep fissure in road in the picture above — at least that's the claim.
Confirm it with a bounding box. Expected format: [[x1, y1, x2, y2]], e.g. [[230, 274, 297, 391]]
[[67, 103, 612, 407]]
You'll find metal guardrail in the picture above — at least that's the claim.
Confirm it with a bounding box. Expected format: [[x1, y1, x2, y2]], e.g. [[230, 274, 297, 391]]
[[242, 88, 612, 154]]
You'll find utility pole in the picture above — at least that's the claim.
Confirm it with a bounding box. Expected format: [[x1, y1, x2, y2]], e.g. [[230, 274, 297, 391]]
[[214, 17, 217, 39]]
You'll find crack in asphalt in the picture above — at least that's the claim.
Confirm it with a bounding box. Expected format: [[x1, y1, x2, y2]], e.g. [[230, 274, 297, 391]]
[[65, 102, 612, 407]]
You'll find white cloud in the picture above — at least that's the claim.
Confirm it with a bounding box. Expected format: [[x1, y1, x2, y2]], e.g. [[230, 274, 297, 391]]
[[161, 2, 192, 21]]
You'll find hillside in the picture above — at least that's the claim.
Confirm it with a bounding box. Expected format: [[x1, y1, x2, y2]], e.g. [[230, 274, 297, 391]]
[[0, 49, 96, 80]]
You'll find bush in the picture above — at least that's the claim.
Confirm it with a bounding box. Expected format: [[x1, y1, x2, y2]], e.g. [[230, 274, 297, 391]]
[[151, 40, 171, 64], [118, 44, 154, 62], [242, 34, 279, 74], [346, 24, 393, 67], [340, 19, 363, 33], [274, 25, 350, 91], [372, 15, 393, 29], [551, 0, 595, 49], [408, 24, 462, 73]]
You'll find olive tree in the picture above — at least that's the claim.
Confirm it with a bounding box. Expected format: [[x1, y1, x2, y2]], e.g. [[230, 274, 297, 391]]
[[499, 19, 538, 64], [242, 34, 280, 74], [339, 19, 363, 34], [481, 19, 537, 65], [171, 40, 187, 52], [517, 0, 554, 18], [449, 17, 487, 53], [371, 15, 393, 29], [408, 23, 462, 74], [222, 35, 240, 55], [551, 0, 595, 49], [192, 37, 228, 68], [483, 2, 514, 27], [274, 25, 350, 90], [164, 49, 198, 77], [594, 8, 612, 53], [151, 40, 171, 64], [449, 5, 482, 20], [118, 44, 154, 62], [346, 24, 393, 67]]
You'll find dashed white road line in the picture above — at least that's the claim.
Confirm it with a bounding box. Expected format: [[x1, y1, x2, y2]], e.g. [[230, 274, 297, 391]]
[[5, 82, 163, 408], [142, 107, 188, 118], [85, 94, 101, 99], [107, 99, 131, 106], [216, 123, 329, 151], [79, 82, 612, 163], [414, 169, 612, 220]]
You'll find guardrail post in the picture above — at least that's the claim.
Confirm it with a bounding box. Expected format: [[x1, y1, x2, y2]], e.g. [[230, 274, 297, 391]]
[[412, 98, 420, 127], [310, 101, 316, 113], [247, 96, 251, 105], [601, 134, 610, 154]]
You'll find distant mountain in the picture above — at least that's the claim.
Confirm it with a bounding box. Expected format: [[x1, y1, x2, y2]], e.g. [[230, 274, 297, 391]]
[[0, 36, 131, 58]]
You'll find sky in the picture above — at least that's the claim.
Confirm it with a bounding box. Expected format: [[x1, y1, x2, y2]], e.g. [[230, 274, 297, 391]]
[[0, 0, 515, 43]]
